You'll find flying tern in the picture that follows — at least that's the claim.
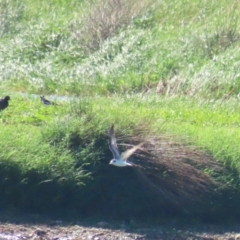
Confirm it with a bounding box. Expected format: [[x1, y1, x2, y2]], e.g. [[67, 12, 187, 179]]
[[108, 124, 144, 167]]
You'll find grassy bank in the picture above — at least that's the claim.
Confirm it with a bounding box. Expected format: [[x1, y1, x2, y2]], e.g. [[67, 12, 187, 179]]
[[0, 0, 240, 97], [0, 0, 240, 221], [0, 94, 240, 221]]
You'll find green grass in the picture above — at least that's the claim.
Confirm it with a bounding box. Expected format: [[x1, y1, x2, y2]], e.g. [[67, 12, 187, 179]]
[[1, 0, 240, 97], [1, 0, 240, 220], [1, 94, 240, 219]]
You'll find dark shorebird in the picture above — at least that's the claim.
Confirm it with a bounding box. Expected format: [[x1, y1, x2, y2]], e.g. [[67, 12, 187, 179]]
[[108, 124, 144, 167], [40, 95, 56, 106], [0, 96, 10, 111]]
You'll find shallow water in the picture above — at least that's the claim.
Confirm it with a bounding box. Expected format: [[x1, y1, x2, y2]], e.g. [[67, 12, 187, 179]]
[[19, 92, 77, 102]]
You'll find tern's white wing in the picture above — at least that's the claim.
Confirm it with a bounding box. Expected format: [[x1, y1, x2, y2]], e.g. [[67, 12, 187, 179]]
[[121, 142, 144, 161], [109, 124, 121, 159]]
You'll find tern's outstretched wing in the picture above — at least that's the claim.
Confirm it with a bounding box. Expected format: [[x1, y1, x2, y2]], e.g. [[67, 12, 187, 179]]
[[109, 124, 121, 159], [121, 142, 144, 161]]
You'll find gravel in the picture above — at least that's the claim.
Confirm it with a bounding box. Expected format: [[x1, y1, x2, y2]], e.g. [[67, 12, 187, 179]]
[[0, 220, 240, 240]]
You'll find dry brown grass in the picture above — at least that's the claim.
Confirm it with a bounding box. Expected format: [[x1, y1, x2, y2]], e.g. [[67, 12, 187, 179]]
[[119, 134, 229, 213], [71, 0, 153, 53]]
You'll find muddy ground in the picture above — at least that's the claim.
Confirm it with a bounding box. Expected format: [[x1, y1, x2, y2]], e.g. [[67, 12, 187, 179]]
[[0, 213, 240, 240]]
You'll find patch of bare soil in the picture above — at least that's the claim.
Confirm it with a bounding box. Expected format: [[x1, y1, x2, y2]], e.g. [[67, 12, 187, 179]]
[[0, 219, 240, 240]]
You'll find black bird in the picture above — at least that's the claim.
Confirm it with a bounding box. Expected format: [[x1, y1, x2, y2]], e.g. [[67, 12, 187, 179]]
[[40, 95, 56, 106], [0, 96, 10, 111]]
